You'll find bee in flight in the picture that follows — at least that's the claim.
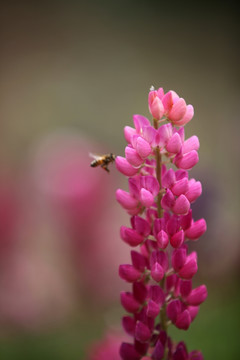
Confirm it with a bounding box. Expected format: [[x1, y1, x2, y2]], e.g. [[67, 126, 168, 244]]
[[90, 153, 116, 173]]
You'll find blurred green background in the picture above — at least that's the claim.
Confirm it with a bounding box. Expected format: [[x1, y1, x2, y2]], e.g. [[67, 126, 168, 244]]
[[0, 1, 239, 359]]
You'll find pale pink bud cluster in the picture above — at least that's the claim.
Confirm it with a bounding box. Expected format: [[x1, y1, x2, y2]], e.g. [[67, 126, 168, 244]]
[[116, 87, 207, 359], [148, 88, 194, 126]]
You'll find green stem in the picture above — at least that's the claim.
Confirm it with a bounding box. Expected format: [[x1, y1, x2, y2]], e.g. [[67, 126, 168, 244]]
[[154, 118, 168, 359], [153, 119, 163, 218]]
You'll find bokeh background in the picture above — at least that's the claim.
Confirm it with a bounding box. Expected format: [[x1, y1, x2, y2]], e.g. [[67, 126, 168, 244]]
[[0, 1, 239, 359]]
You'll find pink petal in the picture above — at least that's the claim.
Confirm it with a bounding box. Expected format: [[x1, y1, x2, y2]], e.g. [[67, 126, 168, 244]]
[[133, 114, 151, 133], [124, 125, 136, 143], [177, 104, 194, 126], [115, 156, 139, 176], [125, 146, 144, 167], [182, 135, 200, 154], [166, 132, 182, 153], [172, 194, 190, 215], [140, 188, 154, 207], [116, 189, 139, 209], [168, 98, 187, 122], [136, 137, 152, 159]]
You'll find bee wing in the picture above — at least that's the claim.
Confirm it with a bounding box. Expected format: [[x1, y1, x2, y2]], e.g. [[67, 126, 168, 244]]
[[89, 152, 102, 160]]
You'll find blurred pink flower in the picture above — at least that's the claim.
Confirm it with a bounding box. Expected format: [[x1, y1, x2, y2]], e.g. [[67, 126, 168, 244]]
[[32, 131, 130, 302], [88, 331, 126, 360]]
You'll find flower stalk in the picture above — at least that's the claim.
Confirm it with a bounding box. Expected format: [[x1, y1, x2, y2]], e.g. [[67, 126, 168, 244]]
[[116, 87, 207, 360]]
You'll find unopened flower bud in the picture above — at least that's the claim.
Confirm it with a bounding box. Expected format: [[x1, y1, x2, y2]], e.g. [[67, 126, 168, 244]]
[[119, 264, 141, 282], [120, 342, 141, 360], [172, 194, 190, 215], [171, 177, 189, 196], [120, 292, 140, 313], [120, 226, 144, 247], [136, 137, 152, 159], [125, 146, 143, 167], [175, 309, 191, 330], [166, 132, 182, 153], [185, 218, 207, 240], [115, 156, 139, 176], [147, 300, 160, 318], [122, 316, 136, 336], [187, 285, 208, 306], [176, 150, 199, 170], [172, 248, 187, 271], [170, 229, 185, 248], [157, 230, 169, 249], [151, 262, 164, 282], [116, 189, 138, 209], [135, 321, 151, 343]]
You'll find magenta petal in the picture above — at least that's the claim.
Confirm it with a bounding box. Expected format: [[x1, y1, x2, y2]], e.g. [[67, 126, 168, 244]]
[[131, 250, 147, 272], [162, 91, 174, 113], [182, 135, 200, 154], [142, 125, 157, 144], [156, 230, 169, 249], [187, 285, 208, 306], [166, 214, 181, 236], [133, 282, 148, 303], [146, 300, 160, 318], [172, 342, 188, 360], [149, 285, 165, 305], [166, 132, 182, 153], [161, 189, 175, 210], [120, 342, 141, 360], [168, 98, 187, 122], [170, 229, 184, 248], [172, 194, 190, 215], [162, 168, 176, 188], [180, 279, 192, 298], [125, 146, 144, 167], [151, 262, 164, 282], [119, 264, 141, 282], [177, 104, 194, 126], [120, 226, 144, 247], [166, 299, 181, 323], [181, 210, 192, 230], [185, 180, 202, 202], [140, 188, 154, 207], [171, 177, 189, 196], [185, 218, 207, 240], [115, 156, 139, 176], [128, 177, 141, 198], [136, 137, 152, 159], [150, 250, 169, 271], [155, 123, 173, 147], [132, 216, 151, 237], [175, 310, 191, 330], [135, 321, 151, 343], [122, 316, 136, 336], [178, 258, 198, 280], [172, 248, 187, 271], [176, 150, 199, 170], [133, 114, 151, 133], [152, 340, 164, 360], [116, 189, 139, 209], [149, 96, 164, 120], [141, 175, 160, 196], [124, 126, 136, 143], [153, 218, 166, 237], [120, 292, 140, 313]]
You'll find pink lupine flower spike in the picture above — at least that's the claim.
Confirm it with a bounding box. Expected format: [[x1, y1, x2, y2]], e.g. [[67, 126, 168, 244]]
[[115, 86, 207, 359]]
